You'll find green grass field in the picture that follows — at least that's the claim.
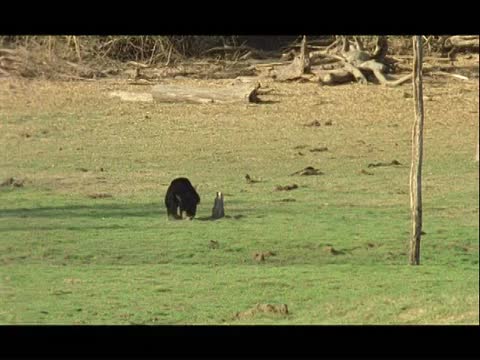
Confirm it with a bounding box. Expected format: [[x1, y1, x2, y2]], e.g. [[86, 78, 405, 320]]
[[0, 75, 478, 324]]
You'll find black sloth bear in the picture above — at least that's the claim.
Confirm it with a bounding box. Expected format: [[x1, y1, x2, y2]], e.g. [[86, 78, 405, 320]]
[[165, 177, 200, 220]]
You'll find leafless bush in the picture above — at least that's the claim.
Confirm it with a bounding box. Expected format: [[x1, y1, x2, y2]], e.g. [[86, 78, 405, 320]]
[[0, 35, 229, 65]]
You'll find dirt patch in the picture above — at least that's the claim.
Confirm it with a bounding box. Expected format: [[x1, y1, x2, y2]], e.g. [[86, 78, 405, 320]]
[[87, 193, 113, 199], [398, 307, 426, 322], [224, 214, 245, 220], [309, 147, 328, 153], [304, 120, 321, 127], [275, 184, 298, 191], [19, 131, 32, 138], [304, 120, 333, 127], [367, 160, 402, 168], [108, 90, 153, 102], [51, 290, 73, 296], [0, 177, 25, 187], [359, 169, 374, 175], [290, 166, 323, 176], [323, 246, 345, 255], [245, 174, 261, 184], [233, 303, 289, 320], [252, 252, 265, 262], [252, 251, 276, 262], [208, 240, 220, 249]]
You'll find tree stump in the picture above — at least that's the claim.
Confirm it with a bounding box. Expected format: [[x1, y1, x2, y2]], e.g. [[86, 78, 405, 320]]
[[212, 192, 225, 219], [273, 35, 310, 81]]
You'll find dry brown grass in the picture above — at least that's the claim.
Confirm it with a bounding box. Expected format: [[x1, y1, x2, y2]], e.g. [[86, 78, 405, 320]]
[[1, 54, 478, 198], [0, 36, 230, 80], [2, 36, 473, 81]]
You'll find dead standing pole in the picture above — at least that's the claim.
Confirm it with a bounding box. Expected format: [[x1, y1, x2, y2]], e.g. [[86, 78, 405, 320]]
[[476, 135, 479, 162], [409, 36, 425, 265]]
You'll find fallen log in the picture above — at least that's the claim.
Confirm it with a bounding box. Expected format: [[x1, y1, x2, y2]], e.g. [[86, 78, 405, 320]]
[[0, 48, 18, 56], [359, 60, 413, 87], [151, 83, 261, 104], [344, 62, 368, 84], [318, 69, 354, 85], [445, 36, 479, 60], [446, 35, 479, 49]]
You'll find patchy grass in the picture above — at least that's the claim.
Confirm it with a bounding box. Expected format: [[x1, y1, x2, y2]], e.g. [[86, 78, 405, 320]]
[[0, 70, 478, 324]]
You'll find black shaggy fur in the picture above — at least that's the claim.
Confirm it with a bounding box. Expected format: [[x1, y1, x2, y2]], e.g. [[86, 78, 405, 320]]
[[164, 177, 200, 220]]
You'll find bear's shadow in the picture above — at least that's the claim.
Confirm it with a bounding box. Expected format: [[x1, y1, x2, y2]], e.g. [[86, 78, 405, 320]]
[[194, 214, 245, 221]]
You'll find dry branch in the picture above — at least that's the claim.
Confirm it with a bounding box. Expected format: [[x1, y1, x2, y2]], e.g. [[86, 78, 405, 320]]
[[0, 67, 10, 76], [429, 71, 469, 81], [254, 61, 290, 68], [0, 48, 18, 56], [344, 62, 368, 84], [276, 36, 412, 86], [359, 60, 413, 86], [313, 41, 413, 87]]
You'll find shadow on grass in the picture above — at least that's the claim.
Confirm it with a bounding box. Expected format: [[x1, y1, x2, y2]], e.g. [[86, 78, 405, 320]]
[[0, 224, 133, 232], [0, 202, 251, 229], [0, 202, 163, 220], [195, 215, 246, 221]]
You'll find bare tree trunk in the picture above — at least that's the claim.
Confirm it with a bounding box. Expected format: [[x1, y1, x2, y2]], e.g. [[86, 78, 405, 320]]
[[476, 135, 479, 162], [409, 36, 425, 265]]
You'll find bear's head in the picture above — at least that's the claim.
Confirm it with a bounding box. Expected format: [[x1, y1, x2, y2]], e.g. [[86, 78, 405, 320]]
[[175, 193, 198, 219]]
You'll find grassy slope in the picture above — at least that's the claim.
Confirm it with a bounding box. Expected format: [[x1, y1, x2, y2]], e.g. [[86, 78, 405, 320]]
[[0, 75, 478, 324]]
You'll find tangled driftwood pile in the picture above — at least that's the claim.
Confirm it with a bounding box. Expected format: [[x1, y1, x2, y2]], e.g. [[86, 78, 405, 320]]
[[257, 35, 413, 86], [248, 35, 478, 86], [3, 36, 477, 106]]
